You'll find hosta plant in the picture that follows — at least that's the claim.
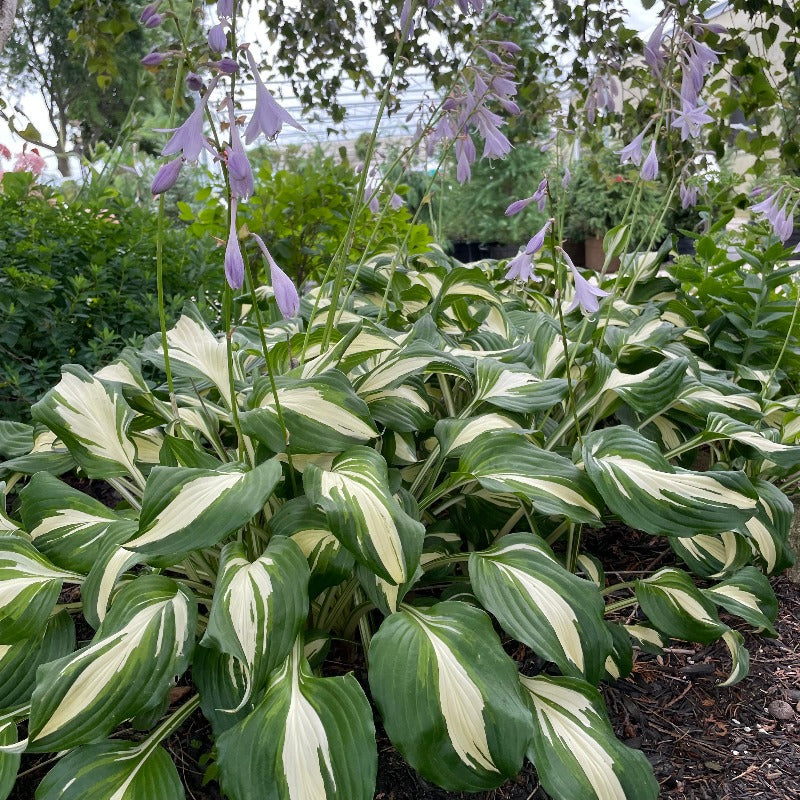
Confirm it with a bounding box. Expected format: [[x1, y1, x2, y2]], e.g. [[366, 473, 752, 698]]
[[0, 243, 795, 800]]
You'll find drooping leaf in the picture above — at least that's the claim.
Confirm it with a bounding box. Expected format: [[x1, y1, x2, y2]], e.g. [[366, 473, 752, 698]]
[[0, 722, 20, 799], [20, 473, 137, 573], [522, 674, 659, 800], [0, 536, 81, 644], [202, 538, 309, 693], [740, 478, 794, 574], [635, 568, 727, 644], [125, 460, 281, 562], [705, 412, 800, 469], [470, 533, 611, 683], [702, 567, 778, 636], [217, 644, 377, 800], [669, 531, 752, 579], [369, 601, 532, 792], [435, 414, 521, 457], [459, 431, 602, 523], [472, 359, 568, 413], [35, 739, 185, 800], [719, 629, 750, 687], [193, 645, 252, 735], [304, 447, 424, 584], [582, 426, 758, 537], [241, 370, 378, 454], [31, 366, 142, 481], [28, 575, 196, 752]]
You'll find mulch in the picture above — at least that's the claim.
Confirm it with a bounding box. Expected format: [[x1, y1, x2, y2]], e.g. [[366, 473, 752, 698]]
[[8, 523, 800, 800]]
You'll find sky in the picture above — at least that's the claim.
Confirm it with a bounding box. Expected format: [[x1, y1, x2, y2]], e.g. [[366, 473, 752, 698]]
[[0, 1, 660, 177]]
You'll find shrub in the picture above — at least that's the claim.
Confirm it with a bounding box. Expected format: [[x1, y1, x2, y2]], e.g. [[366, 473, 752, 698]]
[[0, 242, 794, 800], [0, 171, 218, 420]]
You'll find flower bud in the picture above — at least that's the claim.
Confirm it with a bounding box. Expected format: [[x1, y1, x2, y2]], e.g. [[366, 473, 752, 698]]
[[141, 50, 167, 67], [185, 72, 203, 92], [150, 157, 183, 195], [215, 57, 240, 74], [208, 23, 227, 52], [139, 3, 158, 23], [144, 12, 163, 27], [216, 0, 233, 16]]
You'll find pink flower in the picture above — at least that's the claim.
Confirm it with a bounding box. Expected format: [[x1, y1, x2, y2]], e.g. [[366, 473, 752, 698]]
[[13, 149, 46, 176], [0, 144, 11, 160]]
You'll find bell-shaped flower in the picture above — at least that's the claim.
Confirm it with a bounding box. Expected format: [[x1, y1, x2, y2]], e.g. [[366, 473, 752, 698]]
[[161, 77, 218, 161], [640, 140, 659, 181], [224, 199, 245, 289], [563, 250, 610, 314], [150, 157, 183, 195], [141, 50, 168, 66], [617, 130, 646, 166], [670, 101, 713, 141], [216, 0, 233, 17], [244, 50, 304, 143], [680, 182, 698, 209], [214, 57, 240, 74], [504, 250, 536, 283], [225, 98, 254, 200], [208, 23, 227, 52], [505, 195, 535, 216], [252, 234, 300, 318]]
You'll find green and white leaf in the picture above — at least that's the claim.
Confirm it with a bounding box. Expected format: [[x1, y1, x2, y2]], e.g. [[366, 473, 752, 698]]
[[471, 359, 567, 413], [459, 431, 602, 523], [269, 497, 354, 598], [741, 479, 794, 574], [28, 575, 195, 752], [193, 645, 251, 735], [304, 447, 424, 584], [362, 383, 434, 433], [0, 611, 74, 711], [522, 674, 658, 800], [469, 533, 612, 683], [702, 567, 778, 636], [705, 412, 800, 469], [720, 629, 750, 687], [669, 531, 752, 579], [35, 739, 185, 800], [0, 722, 20, 799], [635, 568, 727, 644], [582, 426, 757, 537], [0, 536, 82, 644], [20, 473, 137, 573], [31, 366, 142, 482], [601, 358, 687, 418], [241, 371, 377, 454], [435, 414, 520, 457], [203, 538, 309, 693], [369, 601, 532, 792], [126, 460, 281, 562], [81, 542, 144, 628], [217, 643, 377, 800]]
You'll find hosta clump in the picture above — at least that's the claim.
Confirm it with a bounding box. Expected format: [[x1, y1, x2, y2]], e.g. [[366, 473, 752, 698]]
[[0, 246, 795, 800]]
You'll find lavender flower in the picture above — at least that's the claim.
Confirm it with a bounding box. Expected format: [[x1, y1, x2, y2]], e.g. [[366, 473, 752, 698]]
[[454, 135, 475, 184], [139, 3, 160, 23], [141, 50, 168, 67], [150, 157, 183, 195], [562, 166, 571, 189], [670, 101, 713, 141], [185, 72, 203, 92], [225, 199, 245, 289], [390, 193, 405, 210], [161, 79, 218, 161], [505, 196, 535, 216], [144, 13, 163, 28], [215, 57, 240, 74], [244, 50, 304, 143], [774, 198, 796, 243], [225, 99, 254, 200], [617, 130, 646, 167], [252, 233, 300, 318], [216, 0, 233, 16], [644, 19, 666, 76], [562, 250, 610, 314], [641, 140, 659, 181], [208, 23, 227, 52], [504, 251, 536, 282], [400, 0, 414, 40], [525, 219, 552, 255], [680, 182, 698, 209], [532, 177, 548, 212]]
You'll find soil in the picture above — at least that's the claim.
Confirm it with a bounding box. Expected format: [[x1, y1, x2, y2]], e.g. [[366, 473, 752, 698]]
[[8, 527, 800, 800]]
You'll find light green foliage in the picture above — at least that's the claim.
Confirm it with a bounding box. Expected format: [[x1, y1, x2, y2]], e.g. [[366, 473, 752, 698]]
[[0, 242, 794, 799]]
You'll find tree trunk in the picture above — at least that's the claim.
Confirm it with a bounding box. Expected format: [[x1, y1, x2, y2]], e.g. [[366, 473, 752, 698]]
[[0, 0, 17, 52]]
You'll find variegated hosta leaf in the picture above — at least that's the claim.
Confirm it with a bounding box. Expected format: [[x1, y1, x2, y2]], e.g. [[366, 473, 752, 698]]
[[28, 575, 196, 752], [0, 723, 20, 799], [356, 562, 423, 616], [241, 370, 378, 454], [459, 431, 602, 524], [582, 426, 757, 537], [269, 497, 354, 598], [675, 380, 761, 420], [0, 428, 75, 477], [702, 566, 778, 636], [601, 358, 688, 418], [720, 629, 750, 687], [603, 622, 634, 681], [368, 601, 532, 792], [705, 412, 800, 469], [31, 366, 142, 481], [362, 382, 434, 433], [217, 644, 377, 800], [469, 533, 612, 684], [35, 739, 184, 800], [522, 674, 658, 800], [202, 538, 309, 693], [669, 531, 752, 579], [623, 623, 668, 654], [142, 310, 243, 407], [193, 645, 252, 735], [0, 536, 82, 644], [81, 542, 144, 629], [304, 447, 424, 584], [351, 341, 469, 395], [0, 611, 74, 711], [434, 266, 501, 310], [0, 421, 33, 459], [125, 460, 281, 562], [435, 414, 521, 458], [740, 478, 794, 575], [19, 473, 137, 573], [635, 568, 727, 644], [472, 359, 567, 413]]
